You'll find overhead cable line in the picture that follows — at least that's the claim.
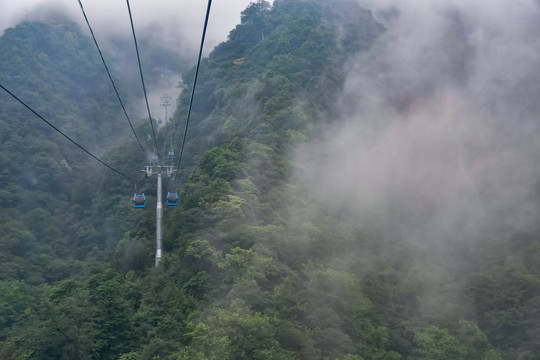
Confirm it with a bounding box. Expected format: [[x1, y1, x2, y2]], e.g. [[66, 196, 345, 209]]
[[0, 83, 135, 181], [77, 0, 146, 154], [126, 0, 160, 158], [174, 0, 213, 180]]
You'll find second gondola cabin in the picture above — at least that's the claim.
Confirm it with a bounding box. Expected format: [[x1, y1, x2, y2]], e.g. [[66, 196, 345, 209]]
[[166, 192, 178, 206]]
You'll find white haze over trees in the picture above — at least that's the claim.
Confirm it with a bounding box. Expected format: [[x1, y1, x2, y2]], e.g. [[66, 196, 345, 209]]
[[295, 0, 540, 250], [4, 0, 539, 248], [0, 0, 259, 54], [0, 0, 268, 124]]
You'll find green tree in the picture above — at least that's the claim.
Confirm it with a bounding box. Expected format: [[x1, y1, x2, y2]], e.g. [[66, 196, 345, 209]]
[[87, 269, 137, 360], [179, 299, 292, 360], [452, 321, 501, 360], [409, 326, 465, 360], [0, 281, 34, 338]]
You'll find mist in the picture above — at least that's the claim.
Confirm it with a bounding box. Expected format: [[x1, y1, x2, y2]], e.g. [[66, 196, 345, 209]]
[[0, 0, 259, 54], [294, 0, 540, 254], [0, 0, 267, 118]]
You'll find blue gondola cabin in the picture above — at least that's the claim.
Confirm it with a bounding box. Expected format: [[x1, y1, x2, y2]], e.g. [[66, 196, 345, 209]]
[[166, 192, 178, 206], [133, 193, 146, 208]]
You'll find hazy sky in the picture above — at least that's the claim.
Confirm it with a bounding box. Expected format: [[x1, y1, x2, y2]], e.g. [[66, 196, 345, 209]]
[[0, 0, 260, 54]]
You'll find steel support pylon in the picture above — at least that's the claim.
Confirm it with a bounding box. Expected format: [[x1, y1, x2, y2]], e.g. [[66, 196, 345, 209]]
[[155, 173, 163, 266]]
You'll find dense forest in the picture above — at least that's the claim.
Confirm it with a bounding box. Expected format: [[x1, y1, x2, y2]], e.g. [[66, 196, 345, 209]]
[[1, 0, 540, 359]]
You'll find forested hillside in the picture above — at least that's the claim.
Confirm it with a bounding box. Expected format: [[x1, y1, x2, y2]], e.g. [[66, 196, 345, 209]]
[[0, 17, 187, 286], [2, 0, 540, 359]]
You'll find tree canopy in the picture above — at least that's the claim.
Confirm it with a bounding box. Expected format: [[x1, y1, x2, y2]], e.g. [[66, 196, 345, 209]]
[[0, 0, 536, 359]]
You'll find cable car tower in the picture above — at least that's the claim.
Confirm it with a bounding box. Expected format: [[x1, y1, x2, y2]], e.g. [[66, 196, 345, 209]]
[[162, 93, 175, 160], [161, 94, 171, 123], [142, 157, 175, 266]]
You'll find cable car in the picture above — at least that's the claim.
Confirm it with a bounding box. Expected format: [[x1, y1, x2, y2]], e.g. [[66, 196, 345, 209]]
[[133, 193, 146, 208], [168, 151, 175, 159], [166, 192, 178, 206], [151, 155, 159, 164]]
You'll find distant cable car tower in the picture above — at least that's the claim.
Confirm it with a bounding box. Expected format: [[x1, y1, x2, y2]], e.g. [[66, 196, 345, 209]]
[[161, 94, 176, 160], [161, 94, 171, 120]]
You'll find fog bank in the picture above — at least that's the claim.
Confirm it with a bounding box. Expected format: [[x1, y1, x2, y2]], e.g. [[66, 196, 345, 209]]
[[0, 0, 260, 55], [295, 0, 540, 245]]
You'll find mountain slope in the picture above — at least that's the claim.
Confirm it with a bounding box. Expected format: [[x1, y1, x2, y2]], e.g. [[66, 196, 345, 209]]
[[0, 18, 184, 284], [3, 0, 539, 359]]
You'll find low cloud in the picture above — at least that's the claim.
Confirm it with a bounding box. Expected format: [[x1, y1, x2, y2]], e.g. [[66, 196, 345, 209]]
[[0, 0, 262, 55], [0, 0, 272, 125], [295, 0, 540, 245]]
